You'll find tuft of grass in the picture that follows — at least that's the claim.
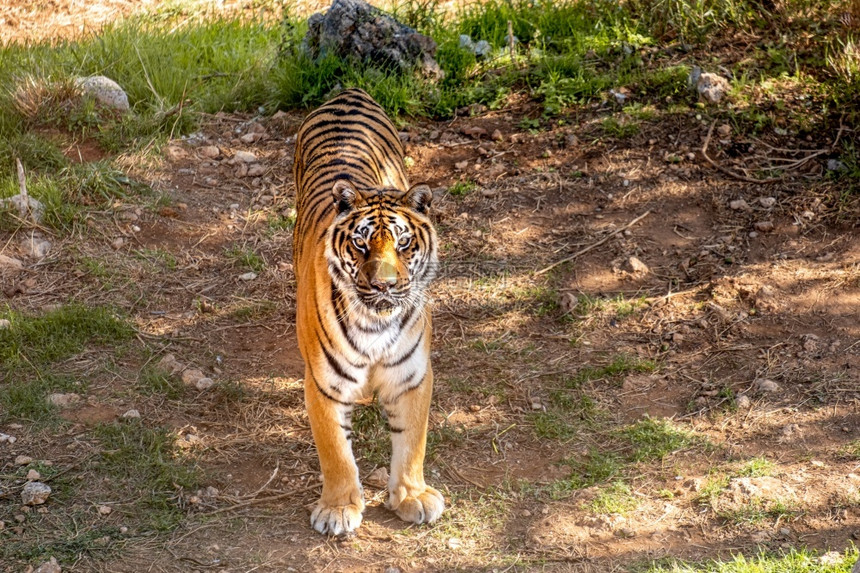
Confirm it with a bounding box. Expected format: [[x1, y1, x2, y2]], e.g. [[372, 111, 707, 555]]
[[566, 354, 657, 387], [351, 400, 391, 466], [644, 547, 859, 573], [530, 410, 578, 441], [589, 481, 638, 515], [93, 421, 200, 531], [622, 416, 698, 462], [225, 245, 265, 272], [718, 498, 799, 526], [550, 449, 623, 495], [138, 364, 183, 399], [736, 457, 775, 478], [0, 305, 132, 372], [602, 116, 641, 138], [448, 180, 477, 197]]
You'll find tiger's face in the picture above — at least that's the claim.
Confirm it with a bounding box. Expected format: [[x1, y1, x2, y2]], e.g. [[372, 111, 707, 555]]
[[326, 180, 437, 315]]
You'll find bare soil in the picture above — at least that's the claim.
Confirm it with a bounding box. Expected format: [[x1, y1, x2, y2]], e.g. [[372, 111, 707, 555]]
[[2, 2, 860, 573]]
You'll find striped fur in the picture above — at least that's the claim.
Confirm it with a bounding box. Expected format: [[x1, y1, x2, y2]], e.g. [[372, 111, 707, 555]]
[[292, 88, 444, 535]]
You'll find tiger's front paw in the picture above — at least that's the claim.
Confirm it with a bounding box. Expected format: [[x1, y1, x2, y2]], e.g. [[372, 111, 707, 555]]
[[310, 500, 365, 536], [388, 485, 445, 524]]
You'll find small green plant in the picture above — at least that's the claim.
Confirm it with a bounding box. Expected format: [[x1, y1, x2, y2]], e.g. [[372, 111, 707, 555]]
[[351, 400, 391, 466], [138, 364, 183, 399], [736, 457, 775, 478], [448, 180, 477, 196], [602, 116, 640, 138], [590, 481, 638, 515], [645, 547, 859, 573], [566, 354, 657, 387], [225, 245, 265, 272], [530, 410, 578, 440], [622, 416, 698, 462]]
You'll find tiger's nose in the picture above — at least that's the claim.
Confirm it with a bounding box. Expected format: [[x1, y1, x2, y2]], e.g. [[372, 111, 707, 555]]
[[371, 275, 396, 292], [364, 260, 398, 292]]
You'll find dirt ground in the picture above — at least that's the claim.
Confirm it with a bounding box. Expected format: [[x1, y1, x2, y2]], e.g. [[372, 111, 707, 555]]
[[2, 2, 860, 573]]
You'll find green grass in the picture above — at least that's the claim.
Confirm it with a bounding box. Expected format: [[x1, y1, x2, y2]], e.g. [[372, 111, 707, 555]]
[[566, 354, 657, 387], [0, 305, 132, 372], [93, 421, 200, 531], [736, 457, 775, 478], [448, 180, 477, 197], [644, 547, 859, 573], [622, 416, 699, 462], [225, 245, 266, 273], [590, 480, 639, 515], [351, 400, 392, 466], [138, 364, 184, 399]]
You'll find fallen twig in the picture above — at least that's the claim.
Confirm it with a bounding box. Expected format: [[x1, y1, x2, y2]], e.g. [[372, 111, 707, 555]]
[[535, 210, 651, 276], [702, 121, 784, 184], [201, 482, 321, 517]]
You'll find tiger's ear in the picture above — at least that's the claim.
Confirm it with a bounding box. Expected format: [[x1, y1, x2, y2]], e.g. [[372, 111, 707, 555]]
[[403, 183, 432, 214], [332, 180, 357, 214]]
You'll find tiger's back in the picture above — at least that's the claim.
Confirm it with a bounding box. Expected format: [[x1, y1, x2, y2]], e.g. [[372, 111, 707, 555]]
[[291, 88, 444, 536]]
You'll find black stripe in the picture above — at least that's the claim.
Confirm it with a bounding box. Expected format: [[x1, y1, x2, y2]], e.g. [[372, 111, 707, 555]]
[[320, 342, 359, 384], [312, 375, 352, 406], [382, 333, 422, 368], [388, 426, 404, 433]]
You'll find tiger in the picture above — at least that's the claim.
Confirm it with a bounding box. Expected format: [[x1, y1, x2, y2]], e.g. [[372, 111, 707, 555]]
[[292, 88, 444, 535]]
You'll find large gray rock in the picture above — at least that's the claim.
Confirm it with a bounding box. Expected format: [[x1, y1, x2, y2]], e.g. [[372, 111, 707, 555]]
[[75, 75, 130, 112], [302, 0, 442, 79]]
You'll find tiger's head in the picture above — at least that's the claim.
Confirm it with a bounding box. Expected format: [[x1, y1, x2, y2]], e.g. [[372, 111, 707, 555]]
[[325, 180, 437, 316]]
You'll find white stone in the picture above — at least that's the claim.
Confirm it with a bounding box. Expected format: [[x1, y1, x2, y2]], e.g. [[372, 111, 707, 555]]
[[33, 557, 61, 573], [181, 368, 205, 386], [729, 199, 749, 210], [0, 319, 10, 330], [121, 409, 141, 419], [758, 197, 776, 208], [0, 254, 23, 269], [15, 455, 33, 466], [696, 72, 730, 104], [195, 377, 215, 391], [736, 394, 751, 409], [756, 379, 780, 393], [238, 272, 258, 281], [198, 145, 221, 159], [233, 150, 257, 163], [98, 505, 113, 515], [76, 75, 129, 112], [26, 469, 41, 481], [247, 163, 266, 177], [1, 193, 44, 223], [21, 481, 51, 505], [47, 393, 81, 408]]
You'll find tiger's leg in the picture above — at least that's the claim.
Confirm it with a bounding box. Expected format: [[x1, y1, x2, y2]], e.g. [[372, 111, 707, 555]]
[[381, 363, 445, 524], [304, 370, 365, 535]]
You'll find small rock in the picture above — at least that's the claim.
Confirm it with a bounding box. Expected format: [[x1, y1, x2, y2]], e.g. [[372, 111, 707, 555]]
[[826, 159, 846, 172], [1, 193, 45, 223], [696, 72, 730, 104], [810, 459, 825, 468], [21, 235, 52, 259], [195, 378, 215, 391], [110, 238, 125, 250], [625, 256, 650, 274], [131, 224, 141, 233], [121, 409, 141, 419], [717, 124, 732, 137], [240, 132, 264, 144], [756, 379, 780, 393], [238, 272, 258, 281], [729, 199, 749, 210], [158, 353, 184, 375], [736, 394, 751, 409], [246, 163, 266, 177], [565, 133, 579, 148], [366, 466, 389, 488], [454, 160, 468, 170], [0, 432, 14, 442], [98, 505, 112, 515], [15, 455, 33, 466], [0, 254, 24, 269], [26, 469, 41, 481], [76, 75, 129, 112], [233, 150, 257, 163], [21, 482, 51, 505], [164, 145, 187, 161], [491, 129, 503, 142], [181, 369, 206, 386], [819, 551, 842, 566], [32, 557, 61, 573], [758, 197, 776, 208], [198, 145, 221, 159], [447, 537, 462, 549], [754, 221, 774, 232], [46, 393, 81, 409], [521, 509, 532, 517]]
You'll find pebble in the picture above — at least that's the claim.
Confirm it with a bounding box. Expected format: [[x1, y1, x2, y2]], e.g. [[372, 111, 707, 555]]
[[121, 409, 141, 419], [181, 368, 206, 386], [0, 432, 16, 443], [758, 196, 776, 208], [717, 124, 732, 137], [366, 467, 389, 488], [195, 378, 215, 391], [756, 379, 780, 393], [754, 221, 774, 232], [21, 235, 52, 259], [131, 225, 141, 233], [447, 537, 462, 549], [46, 393, 81, 409], [625, 256, 650, 274], [240, 132, 264, 144], [32, 557, 61, 573], [98, 505, 113, 515], [111, 238, 125, 250], [164, 145, 187, 161], [198, 145, 221, 159], [76, 75, 129, 112], [0, 319, 10, 330], [0, 254, 24, 269], [247, 163, 266, 177], [158, 353, 184, 375], [729, 199, 749, 210], [736, 394, 752, 409], [233, 150, 257, 163], [238, 272, 258, 281], [15, 455, 33, 466], [454, 160, 468, 170], [491, 129, 503, 142], [21, 481, 51, 505], [26, 469, 41, 481]]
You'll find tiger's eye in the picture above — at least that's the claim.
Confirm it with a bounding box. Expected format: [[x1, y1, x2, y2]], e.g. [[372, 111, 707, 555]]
[[398, 235, 412, 249], [352, 238, 366, 250]]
